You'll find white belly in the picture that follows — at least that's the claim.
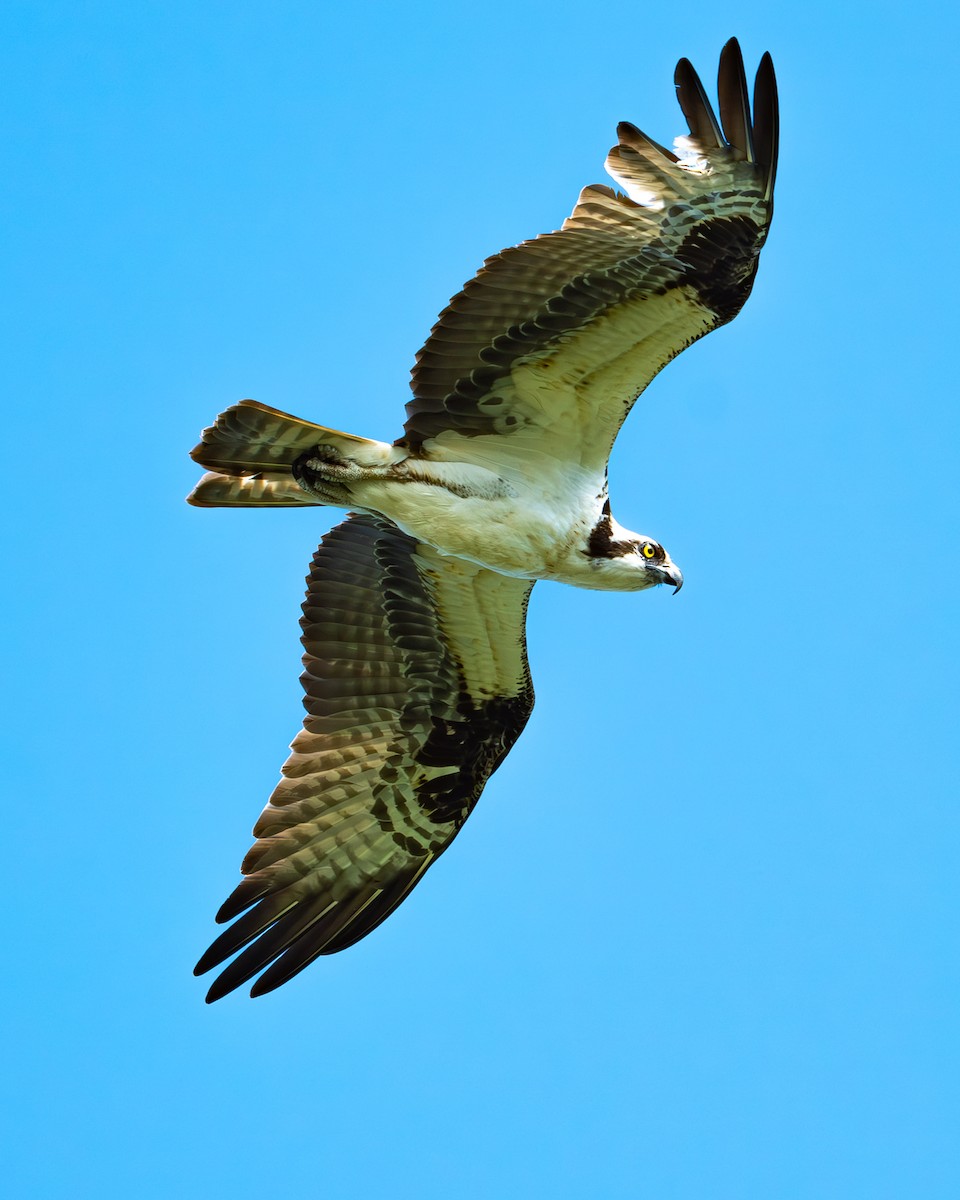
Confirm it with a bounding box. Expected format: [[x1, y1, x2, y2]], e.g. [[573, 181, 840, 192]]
[[347, 462, 598, 585]]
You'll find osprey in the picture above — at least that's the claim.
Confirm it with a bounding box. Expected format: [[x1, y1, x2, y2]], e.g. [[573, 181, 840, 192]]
[[189, 39, 778, 1001]]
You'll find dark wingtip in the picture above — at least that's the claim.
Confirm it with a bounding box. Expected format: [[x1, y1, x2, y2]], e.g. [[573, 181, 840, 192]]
[[677, 40, 778, 206], [717, 38, 753, 162], [616, 119, 680, 164], [193, 935, 221, 977], [674, 55, 724, 148], [204, 979, 230, 1004], [248, 972, 287, 1000], [752, 51, 779, 201]]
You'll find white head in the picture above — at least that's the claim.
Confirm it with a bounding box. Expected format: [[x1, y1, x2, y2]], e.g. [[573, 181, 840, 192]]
[[583, 509, 684, 594]]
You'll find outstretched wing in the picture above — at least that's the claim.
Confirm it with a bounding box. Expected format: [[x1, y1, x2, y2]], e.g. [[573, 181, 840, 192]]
[[195, 514, 534, 1001], [401, 40, 778, 482]]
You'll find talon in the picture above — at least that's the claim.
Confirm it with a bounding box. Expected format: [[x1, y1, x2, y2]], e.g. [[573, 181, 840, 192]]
[[291, 448, 357, 503]]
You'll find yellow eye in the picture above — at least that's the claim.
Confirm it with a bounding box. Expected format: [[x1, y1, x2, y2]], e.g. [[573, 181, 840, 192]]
[[641, 543, 657, 559]]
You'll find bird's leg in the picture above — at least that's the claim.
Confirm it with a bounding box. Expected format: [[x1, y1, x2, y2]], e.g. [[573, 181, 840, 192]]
[[292, 444, 388, 505]]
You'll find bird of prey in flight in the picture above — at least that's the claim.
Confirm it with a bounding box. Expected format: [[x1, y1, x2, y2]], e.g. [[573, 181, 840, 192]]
[[188, 39, 778, 1001]]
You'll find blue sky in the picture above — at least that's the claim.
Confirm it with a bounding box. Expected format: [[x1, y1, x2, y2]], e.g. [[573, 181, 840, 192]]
[[2, 1, 958, 1196]]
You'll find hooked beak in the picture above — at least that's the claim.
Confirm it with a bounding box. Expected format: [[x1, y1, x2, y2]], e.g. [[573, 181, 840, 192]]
[[657, 563, 684, 594]]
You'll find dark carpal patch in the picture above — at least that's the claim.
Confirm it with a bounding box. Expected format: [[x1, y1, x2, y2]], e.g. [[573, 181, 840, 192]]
[[677, 213, 768, 323], [413, 691, 534, 827]]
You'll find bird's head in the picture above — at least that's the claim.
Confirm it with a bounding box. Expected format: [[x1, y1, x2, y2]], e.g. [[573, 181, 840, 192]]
[[618, 536, 684, 593], [583, 511, 683, 593]]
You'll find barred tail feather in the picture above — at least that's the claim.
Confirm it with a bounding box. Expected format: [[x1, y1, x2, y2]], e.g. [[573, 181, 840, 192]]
[[187, 471, 322, 508], [190, 399, 396, 476]]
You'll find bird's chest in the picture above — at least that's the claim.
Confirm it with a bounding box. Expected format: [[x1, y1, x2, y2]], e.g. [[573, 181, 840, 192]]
[[353, 467, 599, 583]]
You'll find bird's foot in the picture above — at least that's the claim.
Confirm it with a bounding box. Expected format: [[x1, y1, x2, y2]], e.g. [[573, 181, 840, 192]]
[[292, 445, 365, 504]]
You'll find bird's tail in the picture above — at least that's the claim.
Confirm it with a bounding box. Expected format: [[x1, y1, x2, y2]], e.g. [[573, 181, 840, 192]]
[[188, 470, 322, 507], [187, 399, 398, 508]]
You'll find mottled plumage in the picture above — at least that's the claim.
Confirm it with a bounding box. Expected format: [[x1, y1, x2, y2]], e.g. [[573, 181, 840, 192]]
[[189, 39, 778, 1000]]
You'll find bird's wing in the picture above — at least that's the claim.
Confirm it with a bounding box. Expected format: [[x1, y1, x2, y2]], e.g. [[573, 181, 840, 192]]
[[195, 513, 534, 1001], [401, 40, 777, 484]]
